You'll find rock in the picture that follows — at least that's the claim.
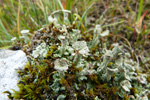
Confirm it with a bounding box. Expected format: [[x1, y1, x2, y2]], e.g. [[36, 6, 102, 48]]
[[0, 49, 27, 100]]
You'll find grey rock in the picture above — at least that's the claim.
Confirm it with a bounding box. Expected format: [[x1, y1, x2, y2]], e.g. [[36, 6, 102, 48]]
[[0, 49, 27, 100]]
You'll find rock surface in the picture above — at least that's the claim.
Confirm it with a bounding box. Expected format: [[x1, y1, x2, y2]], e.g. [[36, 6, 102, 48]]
[[0, 49, 27, 100]]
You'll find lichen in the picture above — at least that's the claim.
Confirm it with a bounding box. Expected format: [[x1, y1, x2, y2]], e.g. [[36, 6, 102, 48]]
[[5, 12, 150, 100]]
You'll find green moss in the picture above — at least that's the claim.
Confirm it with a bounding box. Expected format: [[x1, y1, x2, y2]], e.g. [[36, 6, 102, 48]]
[[146, 76, 150, 83], [130, 87, 138, 95]]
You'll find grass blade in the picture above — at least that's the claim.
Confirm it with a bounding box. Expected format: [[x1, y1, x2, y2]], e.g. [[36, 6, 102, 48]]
[[17, 0, 21, 36], [0, 19, 12, 39], [137, 0, 143, 23], [57, 0, 64, 10]]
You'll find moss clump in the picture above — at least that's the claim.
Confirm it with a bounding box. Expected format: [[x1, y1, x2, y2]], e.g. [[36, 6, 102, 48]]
[[6, 13, 150, 100]]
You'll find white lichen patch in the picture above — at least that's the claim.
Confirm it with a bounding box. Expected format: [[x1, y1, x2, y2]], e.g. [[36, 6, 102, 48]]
[[11, 37, 17, 42], [54, 58, 69, 72], [20, 30, 31, 43], [120, 80, 132, 92], [32, 42, 47, 58], [48, 16, 58, 24], [72, 41, 89, 56]]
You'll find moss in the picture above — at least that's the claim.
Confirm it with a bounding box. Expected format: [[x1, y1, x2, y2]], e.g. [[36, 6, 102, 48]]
[[130, 87, 138, 95], [146, 76, 150, 83], [5, 12, 150, 100]]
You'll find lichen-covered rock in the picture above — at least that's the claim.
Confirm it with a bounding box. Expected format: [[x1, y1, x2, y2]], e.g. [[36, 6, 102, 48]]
[[0, 49, 27, 100]]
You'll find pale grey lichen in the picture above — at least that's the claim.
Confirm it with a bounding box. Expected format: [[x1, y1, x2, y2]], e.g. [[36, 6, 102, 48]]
[[97, 45, 121, 73], [54, 58, 69, 72], [93, 25, 109, 37], [120, 80, 132, 92], [100, 30, 109, 37], [70, 29, 81, 43], [94, 25, 102, 35], [60, 25, 68, 33], [57, 94, 66, 100], [91, 25, 109, 48], [50, 72, 61, 93], [136, 90, 150, 100], [81, 63, 95, 75], [66, 46, 74, 54], [20, 30, 32, 43], [51, 10, 71, 24], [11, 37, 17, 42], [48, 16, 58, 25], [72, 41, 89, 65], [72, 41, 89, 56], [137, 74, 147, 84], [104, 67, 119, 81], [94, 96, 101, 100], [96, 44, 143, 94], [58, 35, 69, 56], [32, 42, 47, 58]]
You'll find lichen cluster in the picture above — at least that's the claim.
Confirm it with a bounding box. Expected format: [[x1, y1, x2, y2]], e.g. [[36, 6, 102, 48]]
[[7, 14, 150, 100]]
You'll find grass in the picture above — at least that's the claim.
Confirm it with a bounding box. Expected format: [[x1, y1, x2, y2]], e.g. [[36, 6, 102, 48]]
[[137, 0, 144, 24], [0, 0, 60, 47], [0, 0, 98, 47]]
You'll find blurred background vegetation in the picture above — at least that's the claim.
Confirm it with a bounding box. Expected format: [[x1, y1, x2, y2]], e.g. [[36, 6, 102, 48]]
[[0, 0, 150, 53], [0, 0, 97, 47]]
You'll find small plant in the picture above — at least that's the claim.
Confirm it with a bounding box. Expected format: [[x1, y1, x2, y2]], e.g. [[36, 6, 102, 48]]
[[5, 11, 150, 100]]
